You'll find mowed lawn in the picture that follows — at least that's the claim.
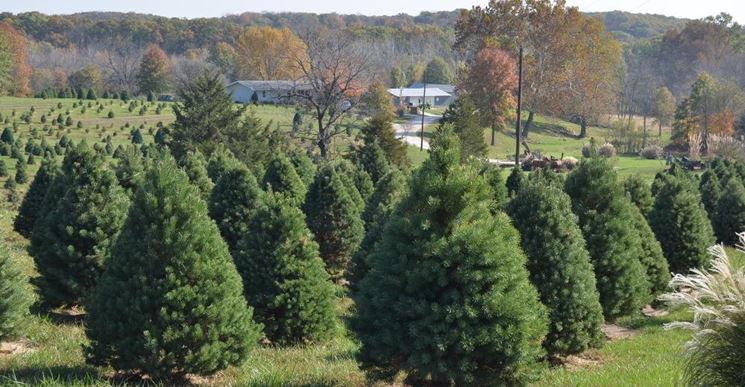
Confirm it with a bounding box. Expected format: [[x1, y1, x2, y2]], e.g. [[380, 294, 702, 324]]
[[0, 97, 707, 385]]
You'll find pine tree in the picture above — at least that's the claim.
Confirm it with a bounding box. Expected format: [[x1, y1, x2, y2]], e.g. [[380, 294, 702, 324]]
[[304, 163, 364, 280], [630, 205, 671, 297], [206, 145, 241, 183], [113, 145, 146, 196], [233, 193, 335, 345], [507, 180, 604, 355], [0, 247, 32, 341], [287, 149, 316, 187], [29, 142, 130, 307], [0, 160, 6, 177], [713, 179, 745, 245], [355, 139, 390, 185], [85, 156, 260, 380], [347, 169, 407, 290], [440, 96, 488, 161], [624, 174, 654, 216], [130, 128, 143, 144], [13, 159, 26, 184], [648, 174, 716, 273], [360, 113, 407, 168], [506, 167, 525, 198], [178, 150, 214, 201], [565, 158, 650, 319], [262, 154, 307, 206], [208, 166, 264, 253], [14, 156, 58, 237], [480, 163, 508, 208], [1, 128, 13, 144], [352, 127, 547, 385], [330, 159, 366, 211], [699, 169, 722, 221]]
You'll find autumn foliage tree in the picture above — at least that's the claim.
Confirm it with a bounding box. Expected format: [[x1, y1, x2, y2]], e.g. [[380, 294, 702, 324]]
[[236, 26, 306, 80], [459, 46, 516, 146], [0, 22, 31, 97], [137, 44, 170, 95]]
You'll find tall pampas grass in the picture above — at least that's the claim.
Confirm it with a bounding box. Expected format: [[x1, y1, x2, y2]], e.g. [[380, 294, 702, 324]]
[[659, 232, 745, 386]]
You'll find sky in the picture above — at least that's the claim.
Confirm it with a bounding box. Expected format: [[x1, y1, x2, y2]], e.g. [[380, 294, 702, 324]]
[[2, 0, 744, 23]]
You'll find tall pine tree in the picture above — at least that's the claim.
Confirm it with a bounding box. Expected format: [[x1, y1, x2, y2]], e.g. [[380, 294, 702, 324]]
[[178, 150, 214, 201], [85, 156, 260, 380], [624, 174, 654, 217], [30, 142, 130, 307], [208, 166, 264, 253], [565, 158, 649, 319], [14, 156, 58, 237], [233, 193, 335, 345], [262, 154, 307, 206], [351, 127, 547, 385]]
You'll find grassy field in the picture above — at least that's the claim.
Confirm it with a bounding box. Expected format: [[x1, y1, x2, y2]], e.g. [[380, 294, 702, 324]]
[[0, 96, 708, 385]]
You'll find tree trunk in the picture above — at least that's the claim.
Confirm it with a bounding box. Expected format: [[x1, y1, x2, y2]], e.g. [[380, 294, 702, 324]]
[[579, 117, 587, 138], [491, 124, 496, 146], [642, 113, 647, 148], [659, 120, 662, 137], [317, 115, 328, 159], [522, 111, 535, 139]]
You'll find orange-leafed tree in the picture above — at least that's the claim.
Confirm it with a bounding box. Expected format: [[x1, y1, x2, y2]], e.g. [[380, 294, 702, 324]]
[[236, 27, 306, 80], [137, 44, 170, 95], [709, 110, 735, 136], [459, 46, 517, 146], [0, 22, 31, 97]]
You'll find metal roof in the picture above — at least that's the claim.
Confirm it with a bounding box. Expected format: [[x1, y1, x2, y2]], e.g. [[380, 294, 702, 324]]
[[227, 80, 311, 91], [408, 83, 456, 94], [387, 87, 452, 97]]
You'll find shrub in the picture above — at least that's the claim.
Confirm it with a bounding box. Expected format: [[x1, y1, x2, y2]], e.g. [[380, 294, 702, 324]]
[[107, 110, 114, 119], [233, 193, 335, 345], [262, 154, 307, 206], [565, 158, 650, 319], [624, 174, 654, 216], [347, 169, 407, 290], [507, 180, 604, 355], [85, 156, 260, 380], [0, 247, 32, 340], [713, 179, 745, 245], [352, 127, 547, 385], [563, 156, 578, 170], [581, 142, 594, 158], [14, 157, 58, 237], [304, 163, 364, 280], [659, 235, 745, 387], [29, 143, 130, 307], [640, 145, 663, 159], [648, 174, 716, 273], [208, 166, 264, 253], [597, 143, 617, 158]]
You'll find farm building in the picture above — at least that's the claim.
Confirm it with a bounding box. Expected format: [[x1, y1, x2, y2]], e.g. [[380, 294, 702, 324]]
[[226, 80, 310, 104], [388, 87, 453, 108]]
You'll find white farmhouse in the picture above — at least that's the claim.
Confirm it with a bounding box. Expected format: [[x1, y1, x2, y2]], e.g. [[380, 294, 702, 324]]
[[387, 87, 453, 108], [226, 80, 310, 104]]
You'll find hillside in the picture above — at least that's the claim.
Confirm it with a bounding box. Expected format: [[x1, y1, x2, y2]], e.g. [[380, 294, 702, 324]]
[[587, 11, 690, 43]]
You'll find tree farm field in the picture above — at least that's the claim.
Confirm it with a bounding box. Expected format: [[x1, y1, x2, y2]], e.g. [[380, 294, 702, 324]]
[[0, 95, 718, 386]]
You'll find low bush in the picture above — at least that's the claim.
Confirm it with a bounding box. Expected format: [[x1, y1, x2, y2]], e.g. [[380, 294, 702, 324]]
[[640, 145, 663, 159], [597, 143, 617, 158]]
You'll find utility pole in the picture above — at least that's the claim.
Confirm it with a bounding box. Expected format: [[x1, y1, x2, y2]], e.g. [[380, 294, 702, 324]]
[[420, 74, 427, 151], [515, 45, 523, 167]]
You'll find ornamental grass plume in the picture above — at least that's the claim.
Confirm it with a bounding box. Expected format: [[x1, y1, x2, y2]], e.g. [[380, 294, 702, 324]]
[[659, 232, 745, 386]]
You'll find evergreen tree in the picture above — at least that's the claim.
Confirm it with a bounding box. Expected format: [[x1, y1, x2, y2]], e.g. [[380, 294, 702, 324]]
[[480, 163, 508, 208], [648, 174, 716, 273], [360, 113, 407, 168], [29, 143, 130, 307], [14, 156, 58, 237], [507, 180, 604, 355], [208, 166, 264, 253], [262, 154, 307, 206], [13, 159, 26, 184], [355, 139, 390, 185], [154, 127, 168, 147], [351, 127, 547, 385], [0, 159, 6, 177], [304, 163, 364, 280], [206, 145, 241, 183], [624, 174, 654, 216], [630, 205, 671, 297], [0, 247, 32, 341], [347, 169, 407, 290], [85, 156, 260, 380], [440, 96, 487, 161], [1, 128, 13, 144], [565, 158, 650, 319], [287, 149, 316, 187], [233, 193, 335, 345], [713, 179, 745, 245], [506, 167, 525, 198], [699, 169, 722, 226], [130, 128, 143, 144], [178, 150, 214, 201], [113, 145, 146, 196], [330, 159, 366, 211]]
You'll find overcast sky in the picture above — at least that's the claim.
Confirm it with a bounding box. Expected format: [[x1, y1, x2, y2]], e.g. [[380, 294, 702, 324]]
[[2, 0, 743, 22]]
